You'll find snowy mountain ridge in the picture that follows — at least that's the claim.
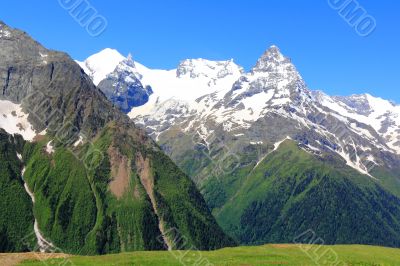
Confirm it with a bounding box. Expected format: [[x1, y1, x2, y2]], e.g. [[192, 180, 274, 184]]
[[76, 46, 400, 177]]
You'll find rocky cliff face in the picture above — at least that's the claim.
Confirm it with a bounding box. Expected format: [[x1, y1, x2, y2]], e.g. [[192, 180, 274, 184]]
[[97, 55, 153, 113], [0, 21, 125, 140]]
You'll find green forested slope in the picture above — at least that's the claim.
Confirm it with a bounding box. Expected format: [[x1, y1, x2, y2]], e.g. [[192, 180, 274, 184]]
[[212, 140, 400, 247], [18, 123, 234, 255], [0, 130, 35, 251]]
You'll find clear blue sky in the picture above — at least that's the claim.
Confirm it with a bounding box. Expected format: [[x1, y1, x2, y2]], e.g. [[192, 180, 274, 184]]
[[1, 0, 399, 102]]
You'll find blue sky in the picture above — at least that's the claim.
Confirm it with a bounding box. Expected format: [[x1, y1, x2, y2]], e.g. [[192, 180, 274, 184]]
[[1, 0, 399, 102]]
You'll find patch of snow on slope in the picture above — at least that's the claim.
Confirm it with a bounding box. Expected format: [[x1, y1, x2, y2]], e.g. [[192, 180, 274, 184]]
[[73, 135, 84, 147], [46, 141, 54, 154], [0, 29, 11, 38], [273, 136, 292, 151], [322, 137, 376, 179], [254, 136, 292, 168], [0, 100, 37, 140], [241, 90, 275, 117]]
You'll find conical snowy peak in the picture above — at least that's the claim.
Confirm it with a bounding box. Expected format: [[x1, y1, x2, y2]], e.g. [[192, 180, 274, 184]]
[[252, 45, 296, 74], [217, 45, 309, 118], [77, 48, 126, 85]]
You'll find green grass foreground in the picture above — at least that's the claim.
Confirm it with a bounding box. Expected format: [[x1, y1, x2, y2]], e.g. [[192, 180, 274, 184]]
[[20, 244, 400, 265]]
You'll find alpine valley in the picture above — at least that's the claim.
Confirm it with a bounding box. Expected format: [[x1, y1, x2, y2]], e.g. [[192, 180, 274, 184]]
[[77, 44, 400, 247]]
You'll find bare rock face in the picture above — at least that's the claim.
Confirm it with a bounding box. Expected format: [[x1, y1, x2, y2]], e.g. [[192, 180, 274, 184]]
[[97, 56, 153, 113], [0, 21, 126, 140]]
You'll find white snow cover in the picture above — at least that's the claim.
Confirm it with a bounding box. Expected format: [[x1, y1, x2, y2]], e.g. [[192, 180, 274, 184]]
[[77, 46, 399, 177], [130, 59, 243, 117], [254, 136, 292, 168], [73, 135, 84, 147], [0, 25, 11, 38], [135, 45, 304, 136], [77, 49, 244, 119], [0, 100, 37, 140], [273, 136, 292, 151], [315, 91, 400, 154], [76, 48, 126, 85], [0, 30, 10, 38]]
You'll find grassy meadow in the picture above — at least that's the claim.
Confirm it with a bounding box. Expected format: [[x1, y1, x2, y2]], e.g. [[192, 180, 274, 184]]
[[15, 244, 400, 266]]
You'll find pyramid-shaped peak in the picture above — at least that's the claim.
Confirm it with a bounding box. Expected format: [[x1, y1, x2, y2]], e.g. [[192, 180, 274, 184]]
[[267, 44, 281, 53], [252, 45, 294, 73], [261, 45, 285, 60], [124, 53, 136, 68]]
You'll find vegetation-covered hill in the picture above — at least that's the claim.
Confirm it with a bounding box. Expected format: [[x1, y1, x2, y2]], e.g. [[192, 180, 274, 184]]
[[210, 140, 400, 247]]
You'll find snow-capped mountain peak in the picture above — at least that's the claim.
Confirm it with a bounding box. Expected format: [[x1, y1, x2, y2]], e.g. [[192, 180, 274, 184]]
[[252, 45, 295, 74], [77, 48, 125, 85], [216, 45, 309, 118]]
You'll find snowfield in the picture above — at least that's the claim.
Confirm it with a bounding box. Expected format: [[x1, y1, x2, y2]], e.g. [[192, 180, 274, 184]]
[[0, 100, 37, 140]]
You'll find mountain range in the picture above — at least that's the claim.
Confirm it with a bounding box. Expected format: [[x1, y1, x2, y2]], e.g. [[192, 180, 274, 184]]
[[77, 45, 400, 247], [1, 19, 400, 255]]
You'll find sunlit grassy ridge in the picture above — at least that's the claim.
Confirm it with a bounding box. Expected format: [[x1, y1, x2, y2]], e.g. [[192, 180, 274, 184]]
[[19, 244, 400, 266]]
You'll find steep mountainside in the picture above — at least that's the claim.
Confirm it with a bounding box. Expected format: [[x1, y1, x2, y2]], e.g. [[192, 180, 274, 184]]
[[83, 45, 400, 247], [218, 140, 400, 246], [0, 21, 234, 254]]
